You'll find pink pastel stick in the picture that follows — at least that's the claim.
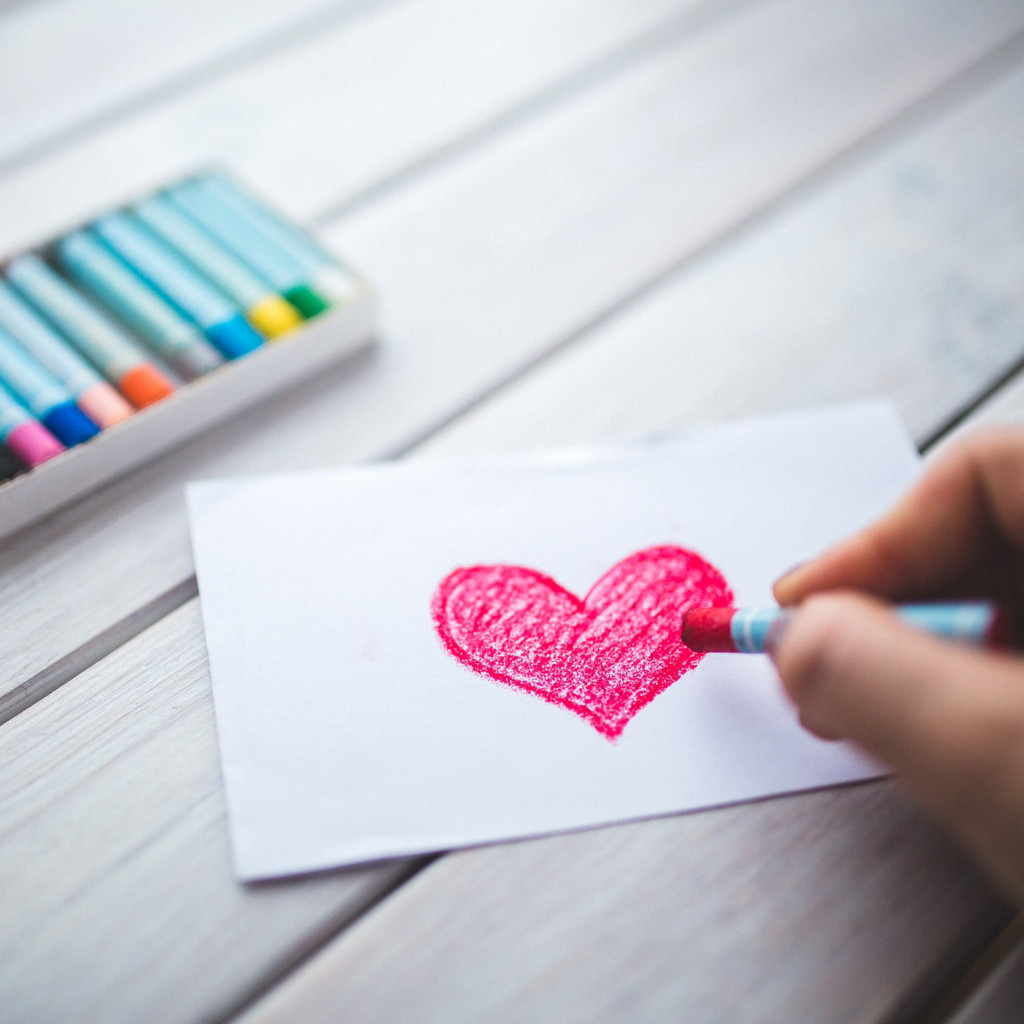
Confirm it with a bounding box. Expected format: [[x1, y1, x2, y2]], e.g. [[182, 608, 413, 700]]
[[5, 418, 64, 467]]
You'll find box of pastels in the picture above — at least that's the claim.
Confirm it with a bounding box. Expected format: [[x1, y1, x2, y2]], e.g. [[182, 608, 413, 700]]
[[0, 172, 375, 542]]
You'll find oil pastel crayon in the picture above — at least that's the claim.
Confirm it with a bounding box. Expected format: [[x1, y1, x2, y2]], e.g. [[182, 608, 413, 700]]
[[0, 378, 64, 467], [6, 254, 175, 409], [183, 173, 361, 304], [168, 178, 332, 318], [0, 325, 99, 446], [133, 195, 302, 338], [92, 213, 264, 360], [56, 231, 224, 381], [681, 602, 1009, 654], [0, 442, 27, 482], [0, 280, 133, 428]]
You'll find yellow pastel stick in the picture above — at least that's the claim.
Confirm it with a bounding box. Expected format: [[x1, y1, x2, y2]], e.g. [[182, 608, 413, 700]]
[[245, 294, 303, 338]]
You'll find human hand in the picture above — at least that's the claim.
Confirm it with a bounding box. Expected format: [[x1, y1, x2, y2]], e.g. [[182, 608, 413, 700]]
[[771, 427, 1024, 903]]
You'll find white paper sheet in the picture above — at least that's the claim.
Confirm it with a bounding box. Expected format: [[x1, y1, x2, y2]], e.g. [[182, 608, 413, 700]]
[[187, 401, 920, 880]]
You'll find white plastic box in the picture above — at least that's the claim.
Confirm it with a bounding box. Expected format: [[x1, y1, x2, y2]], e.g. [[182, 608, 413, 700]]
[[0, 185, 376, 543]]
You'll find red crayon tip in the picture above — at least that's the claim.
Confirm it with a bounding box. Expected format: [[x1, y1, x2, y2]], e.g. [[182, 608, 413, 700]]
[[681, 607, 737, 652]]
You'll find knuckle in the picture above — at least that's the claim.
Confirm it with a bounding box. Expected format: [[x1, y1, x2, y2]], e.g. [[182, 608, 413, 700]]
[[776, 595, 857, 704]]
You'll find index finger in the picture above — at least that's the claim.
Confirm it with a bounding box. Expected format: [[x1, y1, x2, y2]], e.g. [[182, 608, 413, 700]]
[[774, 427, 1024, 605]]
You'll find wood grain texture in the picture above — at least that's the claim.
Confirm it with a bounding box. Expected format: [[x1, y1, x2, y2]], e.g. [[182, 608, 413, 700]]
[[237, 784, 1007, 1024], [0, 0, 708, 254], [0, 0, 358, 172], [0, 601, 417, 1024], [2, 0, 1021, 720]]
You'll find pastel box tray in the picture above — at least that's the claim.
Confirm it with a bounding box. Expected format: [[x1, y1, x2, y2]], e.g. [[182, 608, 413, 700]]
[[0, 201, 375, 543]]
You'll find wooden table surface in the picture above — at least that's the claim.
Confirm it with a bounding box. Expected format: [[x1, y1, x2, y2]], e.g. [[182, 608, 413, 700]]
[[2, 1, 1024, 1020]]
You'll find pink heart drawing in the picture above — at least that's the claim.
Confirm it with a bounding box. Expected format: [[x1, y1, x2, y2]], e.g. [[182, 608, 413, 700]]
[[431, 546, 733, 740]]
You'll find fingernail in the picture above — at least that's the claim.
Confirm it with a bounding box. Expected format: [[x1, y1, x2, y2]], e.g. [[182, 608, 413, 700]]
[[774, 561, 807, 587], [773, 561, 809, 603]]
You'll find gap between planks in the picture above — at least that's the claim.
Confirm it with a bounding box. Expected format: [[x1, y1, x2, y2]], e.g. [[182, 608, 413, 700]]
[[0, 0, 760, 254], [915, 917, 1024, 1024], [0, 576, 197, 727], [210, 856, 436, 1024], [5, 14, 1023, 728], [312, 13, 1024, 233], [0, 0, 407, 181], [919, 353, 1024, 451], [309, 0, 767, 226]]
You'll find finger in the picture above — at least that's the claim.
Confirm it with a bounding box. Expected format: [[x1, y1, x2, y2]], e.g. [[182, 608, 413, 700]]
[[774, 427, 1024, 606], [773, 592, 1024, 899]]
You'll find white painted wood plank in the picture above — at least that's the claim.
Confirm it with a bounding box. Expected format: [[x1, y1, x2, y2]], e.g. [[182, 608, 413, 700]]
[[949, 939, 1024, 1024], [0, 600, 415, 1024], [1, 0, 1020, 720], [0, 0, 356, 170], [0, 0, 717, 254], [237, 786, 1006, 1024], [413, 57, 1024, 463]]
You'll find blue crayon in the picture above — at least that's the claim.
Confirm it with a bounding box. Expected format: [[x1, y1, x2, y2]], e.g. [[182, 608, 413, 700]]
[[91, 212, 264, 360], [56, 230, 224, 381], [167, 178, 332, 318], [681, 603, 1010, 653], [0, 325, 99, 446], [180, 173, 360, 304]]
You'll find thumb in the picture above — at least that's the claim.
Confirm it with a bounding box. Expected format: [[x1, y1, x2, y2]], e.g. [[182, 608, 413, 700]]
[[772, 592, 1024, 896]]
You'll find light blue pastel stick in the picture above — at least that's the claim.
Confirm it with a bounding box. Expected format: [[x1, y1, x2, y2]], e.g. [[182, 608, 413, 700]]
[[0, 280, 105, 396], [727, 602, 1005, 653], [0, 378, 36, 438], [92, 212, 263, 359], [730, 607, 784, 653], [186, 173, 360, 301], [56, 230, 224, 380], [897, 602, 1003, 642], [93, 213, 236, 326], [0, 276, 135, 427], [167, 178, 314, 294], [134, 194, 271, 308], [6, 254, 154, 381], [0, 324, 100, 445], [0, 323, 70, 417]]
